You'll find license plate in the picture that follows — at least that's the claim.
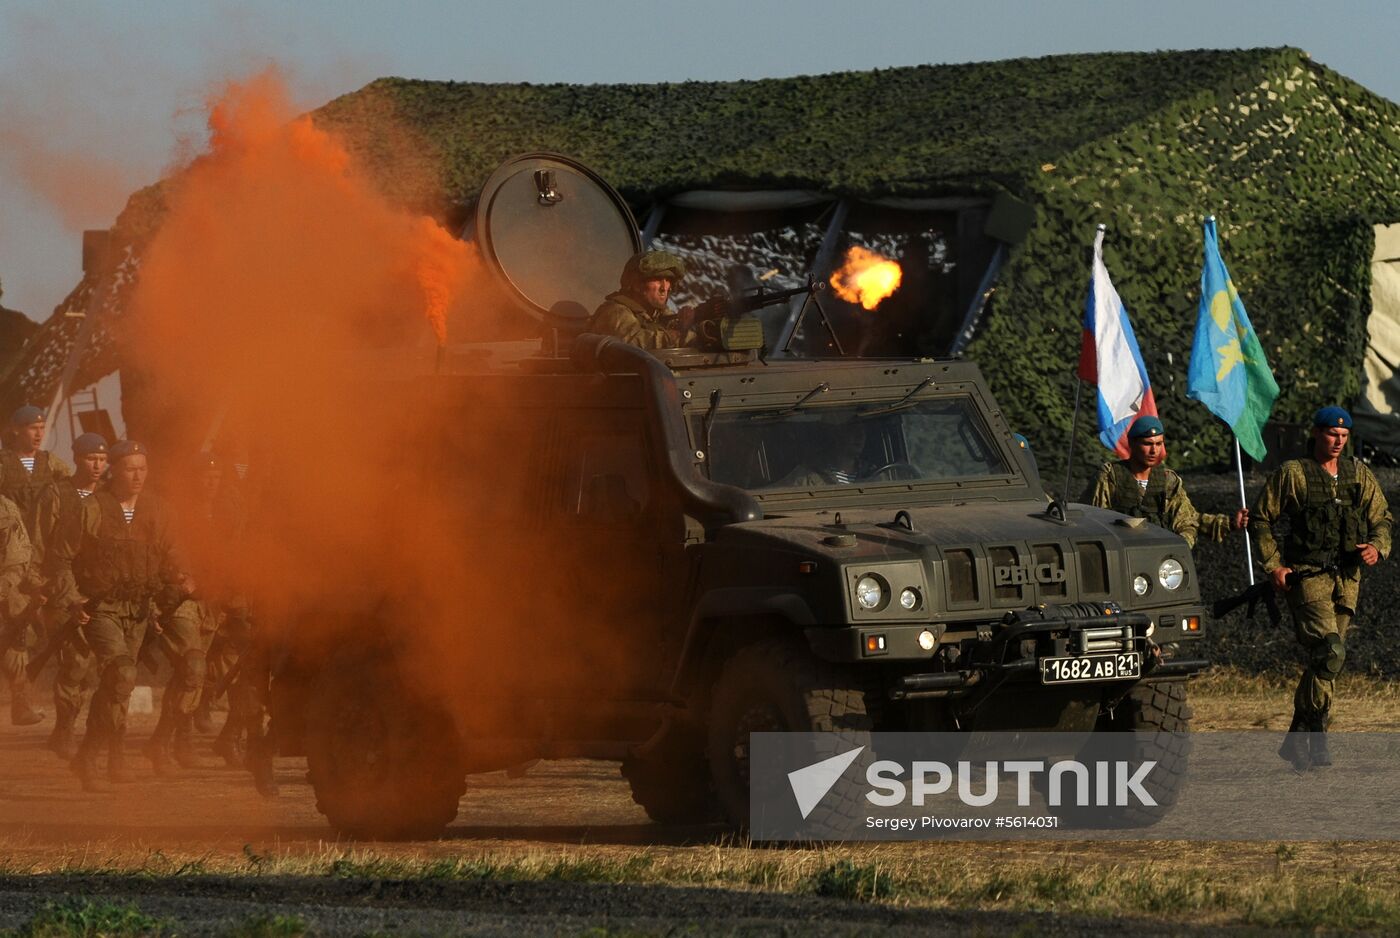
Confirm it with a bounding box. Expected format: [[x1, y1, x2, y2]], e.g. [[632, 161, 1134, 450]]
[[1040, 651, 1142, 685]]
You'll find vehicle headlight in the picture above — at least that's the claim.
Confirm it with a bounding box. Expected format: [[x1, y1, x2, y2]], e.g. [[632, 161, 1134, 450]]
[[856, 575, 885, 610], [1158, 558, 1185, 590], [899, 588, 921, 611], [1132, 574, 1150, 596]]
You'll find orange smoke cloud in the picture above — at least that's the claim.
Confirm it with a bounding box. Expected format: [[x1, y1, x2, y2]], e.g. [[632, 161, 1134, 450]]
[[830, 245, 902, 310], [126, 68, 666, 810], [129, 69, 478, 610], [0, 127, 138, 232]]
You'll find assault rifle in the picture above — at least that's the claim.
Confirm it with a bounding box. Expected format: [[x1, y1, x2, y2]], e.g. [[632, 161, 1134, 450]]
[[1211, 569, 1329, 626], [25, 601, 84, 681]]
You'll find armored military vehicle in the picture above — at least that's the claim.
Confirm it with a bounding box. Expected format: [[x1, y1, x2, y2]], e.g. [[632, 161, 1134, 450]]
[[276, 155, 1207, 839]]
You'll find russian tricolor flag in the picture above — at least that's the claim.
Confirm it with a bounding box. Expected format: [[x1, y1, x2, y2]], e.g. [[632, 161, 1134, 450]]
[[1076, 227, 1156, 457]]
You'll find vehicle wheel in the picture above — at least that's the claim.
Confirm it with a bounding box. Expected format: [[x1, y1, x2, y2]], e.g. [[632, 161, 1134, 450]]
[[707, 639, 872, 836], [1072, 680, 1193, 828], [621, 722, 716, 824], [305, 656, 466, 840]]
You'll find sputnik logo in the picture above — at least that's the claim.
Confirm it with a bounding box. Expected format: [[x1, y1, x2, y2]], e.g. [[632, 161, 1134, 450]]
[[786, 746, 865, 819]]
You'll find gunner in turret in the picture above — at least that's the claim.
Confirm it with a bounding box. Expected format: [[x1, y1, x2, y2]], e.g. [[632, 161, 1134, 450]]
[[589, 251, 697, 350]]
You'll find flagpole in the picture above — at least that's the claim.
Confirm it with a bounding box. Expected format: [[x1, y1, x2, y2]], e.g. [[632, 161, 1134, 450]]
[[1234, 437, 1255, 585], [1064, 379, 1084, 500]]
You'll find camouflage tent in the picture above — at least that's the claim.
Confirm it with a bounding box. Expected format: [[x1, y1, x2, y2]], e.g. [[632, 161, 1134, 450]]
[[6, 47, 1400, 474]]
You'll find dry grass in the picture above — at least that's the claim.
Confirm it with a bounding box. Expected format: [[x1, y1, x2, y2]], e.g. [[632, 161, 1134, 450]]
[[4, 839, 1400, 930], [1191, 666, 1400, 731]]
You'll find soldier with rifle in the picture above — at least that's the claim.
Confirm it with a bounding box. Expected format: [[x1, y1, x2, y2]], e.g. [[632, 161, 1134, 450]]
[[1250, 406, 1391, 770], [0, 493, 38, 723], [52, 439, 190, 791], [1088, 415, 1248, 548], [0, 405, 73, 724], [33, 432, 110, 758]]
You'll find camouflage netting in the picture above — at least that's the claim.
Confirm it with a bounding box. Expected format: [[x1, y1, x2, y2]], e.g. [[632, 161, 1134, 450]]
[[5, 47, 1400, 477]]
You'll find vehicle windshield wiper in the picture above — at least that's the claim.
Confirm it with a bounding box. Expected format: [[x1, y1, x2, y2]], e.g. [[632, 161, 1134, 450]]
[[769, 382, 830, 418], [703, 388, 723, 453], [860, 375, 936, 417]]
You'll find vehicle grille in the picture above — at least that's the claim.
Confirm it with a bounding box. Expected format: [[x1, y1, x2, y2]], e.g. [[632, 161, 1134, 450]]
[[945, 549, 978, 603], [1076, 541, 1109, 596], [1032, 542, 1067, 599], [987, 546, 1022, 602]]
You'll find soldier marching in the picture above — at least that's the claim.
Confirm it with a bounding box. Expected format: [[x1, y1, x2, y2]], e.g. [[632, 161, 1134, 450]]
[[0, 407, 272, 795]]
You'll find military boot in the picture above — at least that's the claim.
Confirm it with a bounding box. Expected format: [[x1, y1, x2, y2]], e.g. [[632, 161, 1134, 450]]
[[213, 715, 246, 769], [9, 676, 45, 726], [48, 700, 81, 759], [108, 728, 135, 783], [71, 733, 108, 793], [143, 710, 178, 778], [172, 714, 205, 769], [249, 731, 278, 798], [1308, 713, 1332, 767], [1278, 713, 1310, 771], [192, 698, 216, 735]]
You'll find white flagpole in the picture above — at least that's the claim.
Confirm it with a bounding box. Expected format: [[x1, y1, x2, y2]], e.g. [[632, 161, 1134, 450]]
[[1063, 379, 1084, 501], [1234, 438, 1255, 585]]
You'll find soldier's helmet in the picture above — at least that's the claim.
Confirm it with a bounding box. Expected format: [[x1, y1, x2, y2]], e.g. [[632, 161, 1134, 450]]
[[72, 433, 109, 458], [620, 250, 686, 293]]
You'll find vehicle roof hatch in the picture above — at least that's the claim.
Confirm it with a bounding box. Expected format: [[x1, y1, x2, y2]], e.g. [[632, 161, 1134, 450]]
[[473, 153, 642, 331]]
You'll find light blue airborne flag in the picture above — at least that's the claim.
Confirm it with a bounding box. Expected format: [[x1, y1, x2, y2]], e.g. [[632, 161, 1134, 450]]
[[1187, 217, 1280, 461]]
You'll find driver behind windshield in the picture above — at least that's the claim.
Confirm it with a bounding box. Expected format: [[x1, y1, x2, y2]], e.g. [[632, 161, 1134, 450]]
[[776, 421, 868, 487]]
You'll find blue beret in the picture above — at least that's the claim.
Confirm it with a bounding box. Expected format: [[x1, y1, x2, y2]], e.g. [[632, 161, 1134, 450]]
[[1012, 432, 1030, 450], [1128, 415, 1165, 440], [9, 405, 44, 427], [72, 433, 109, 458], [1313, 406, 1352, 429], [109, 439, 148, 461]]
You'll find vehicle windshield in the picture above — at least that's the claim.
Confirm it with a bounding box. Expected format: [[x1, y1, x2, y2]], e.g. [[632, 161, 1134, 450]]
[[704, 396, 1012, 491]]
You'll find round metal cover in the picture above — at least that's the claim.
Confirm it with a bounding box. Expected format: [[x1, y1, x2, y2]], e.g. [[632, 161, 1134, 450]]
[[473, 153, 641, 326]]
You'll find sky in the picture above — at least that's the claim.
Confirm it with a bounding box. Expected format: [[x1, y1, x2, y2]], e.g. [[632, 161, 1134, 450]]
[[1, 0, 1397, 323]]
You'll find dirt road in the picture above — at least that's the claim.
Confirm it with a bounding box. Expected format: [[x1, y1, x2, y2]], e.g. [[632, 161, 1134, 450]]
[[3, 685, 1399, 935]]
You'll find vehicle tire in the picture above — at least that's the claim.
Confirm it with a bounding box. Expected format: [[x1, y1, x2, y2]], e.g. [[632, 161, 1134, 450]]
[[1071, 679, 1193, 828], [707, 639, 872, 837], [305, 655, 466, 840], [621, 722, 716, 824]]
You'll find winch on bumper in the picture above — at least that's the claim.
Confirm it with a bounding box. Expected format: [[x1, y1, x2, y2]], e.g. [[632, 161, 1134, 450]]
[[807, 601, 1210, 702]]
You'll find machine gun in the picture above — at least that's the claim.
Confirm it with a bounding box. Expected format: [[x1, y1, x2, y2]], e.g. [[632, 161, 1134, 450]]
[[681, 276, 832, 353], [692, 276, 828, 321]]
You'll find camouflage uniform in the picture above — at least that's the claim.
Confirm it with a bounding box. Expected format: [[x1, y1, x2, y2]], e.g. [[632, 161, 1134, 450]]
[[172, 477, 250, 769], [588, 250, 694, 349], [39, 479, 102, 755], [56, 490, 185, 789], [0, 494, 39, 722], [0, 450, 69, 725], [1251, 456, 1391, 726], [1088, 461, 1234, 549]]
